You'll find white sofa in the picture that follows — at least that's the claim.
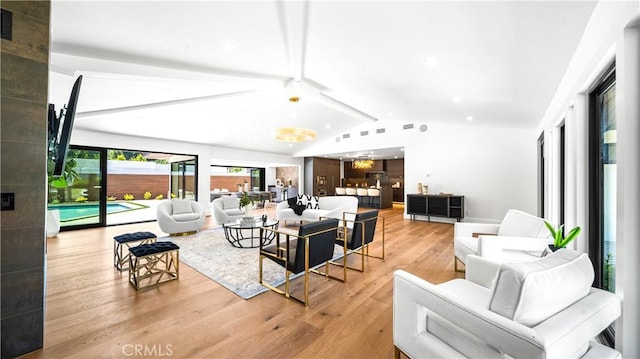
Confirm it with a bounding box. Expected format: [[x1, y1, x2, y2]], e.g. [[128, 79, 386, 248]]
[[157, 199, 206, 235], [211, 196, 245, 224], [394, 250, 622, 359], [276, 195, 358, 224], [454, 209, 552, 271]]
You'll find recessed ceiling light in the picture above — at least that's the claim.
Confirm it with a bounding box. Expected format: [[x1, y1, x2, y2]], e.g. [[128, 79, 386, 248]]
[[400, 148, 404, 152], [387, 112, 393, 117], [288, 143, 293, 147], [424, 56, 438, 67], [222, 42, 235, 52], [394, 156, 398, 159], [466, 116, 474, 121], [325, 123, 331, 129], [452, 96, 461, 103]]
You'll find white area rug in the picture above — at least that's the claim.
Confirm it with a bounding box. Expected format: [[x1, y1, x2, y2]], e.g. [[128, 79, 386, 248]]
[[159, 228, 342, 299]]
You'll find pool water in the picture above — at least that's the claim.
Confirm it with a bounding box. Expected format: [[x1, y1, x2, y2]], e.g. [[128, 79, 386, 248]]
[[49, 203, 135, 221]]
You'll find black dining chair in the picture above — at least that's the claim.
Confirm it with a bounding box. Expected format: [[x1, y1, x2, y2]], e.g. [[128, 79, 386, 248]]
[[259, 218, 342, 306], [332, 209, 385, 279]]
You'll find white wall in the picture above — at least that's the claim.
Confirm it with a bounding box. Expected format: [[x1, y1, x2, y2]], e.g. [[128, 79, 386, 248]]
[[300, 119, 537, 223], [536, 1, 640, 356], [404, 122, 537, 223]]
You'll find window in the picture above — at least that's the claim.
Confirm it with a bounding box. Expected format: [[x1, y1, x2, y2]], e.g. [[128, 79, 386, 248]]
[[588, 63, 616, 345]]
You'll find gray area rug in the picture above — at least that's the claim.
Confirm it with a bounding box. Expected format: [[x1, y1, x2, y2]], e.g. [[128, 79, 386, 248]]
[[159, 228, 343, 299]]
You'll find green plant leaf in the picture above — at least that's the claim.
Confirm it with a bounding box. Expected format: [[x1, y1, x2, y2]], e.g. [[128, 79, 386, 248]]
[[544, 221, 556, 236], [51, 177, 68, 189], [558, 226, 581, 248]]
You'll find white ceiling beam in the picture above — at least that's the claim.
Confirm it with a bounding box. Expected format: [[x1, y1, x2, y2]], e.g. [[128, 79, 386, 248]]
[[75, 90, 256, 118], [278, 0, 309, 81], [50, 51, 286, 89], [319, 93, 379, 122]]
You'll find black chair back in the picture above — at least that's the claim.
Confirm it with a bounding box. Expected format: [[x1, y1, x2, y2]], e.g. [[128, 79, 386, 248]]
[[349, 210, 378, 249], [289, 218, 338, 274]]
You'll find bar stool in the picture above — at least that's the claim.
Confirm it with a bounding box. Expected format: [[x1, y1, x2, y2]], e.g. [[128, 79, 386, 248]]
[[367, 188, 381, 208], [345, 187, 357, 196], [335, 187, 346, 195], [357, 188, 369, 207]]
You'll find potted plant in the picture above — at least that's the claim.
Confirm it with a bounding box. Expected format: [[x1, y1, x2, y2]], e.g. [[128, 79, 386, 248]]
[[544, 221, 581, 252], [239, 191, 254, 218], [47, 158, 80, 237]]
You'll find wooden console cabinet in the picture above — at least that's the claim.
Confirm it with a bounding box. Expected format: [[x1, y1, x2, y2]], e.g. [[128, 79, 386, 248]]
[[406, 194, 465, 222]]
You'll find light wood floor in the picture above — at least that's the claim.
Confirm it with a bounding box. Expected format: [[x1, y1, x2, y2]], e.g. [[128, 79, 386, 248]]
[[24, 205, 462, 359]]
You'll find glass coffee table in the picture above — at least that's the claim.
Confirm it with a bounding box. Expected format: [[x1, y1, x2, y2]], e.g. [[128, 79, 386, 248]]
[[222, 217, 279, 248]]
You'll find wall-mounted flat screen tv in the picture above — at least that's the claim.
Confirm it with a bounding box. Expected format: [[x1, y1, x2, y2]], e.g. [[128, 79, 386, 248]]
[[48, 75, 83, 176]]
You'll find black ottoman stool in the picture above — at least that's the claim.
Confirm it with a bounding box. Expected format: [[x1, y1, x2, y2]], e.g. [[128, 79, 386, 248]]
[[128, 242, 180, 290], [114, 231, 157, 271]]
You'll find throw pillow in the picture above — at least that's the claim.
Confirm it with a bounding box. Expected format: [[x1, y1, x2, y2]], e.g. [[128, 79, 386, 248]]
[[307, 195, 320, 209], [221, 195, 237, 209], [171, 199, 193, 215], [296, 194, 308, 207], [488, 249, 594, 327], [288, 197, 306, 216]]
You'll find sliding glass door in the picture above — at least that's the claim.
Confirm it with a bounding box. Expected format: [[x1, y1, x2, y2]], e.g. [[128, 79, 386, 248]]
[[49, 146, 106, 230], [171, 158, 197, 200]]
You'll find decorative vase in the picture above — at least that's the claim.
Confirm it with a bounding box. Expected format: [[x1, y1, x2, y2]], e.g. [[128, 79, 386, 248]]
[[548, 244, 562, 252], [242, 204, 253, 218], [238, 185, 243, 193], [244, 183, 250, 192]]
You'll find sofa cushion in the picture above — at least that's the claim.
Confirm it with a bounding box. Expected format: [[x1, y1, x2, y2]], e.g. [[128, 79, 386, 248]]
[[304, 209, 330, 219], [224, 208, 244, 216], [489, 249, 594, 326], [172, 199, 193, 214], [497, 209, 547, 237], [221, 196, 238, 209], [172, 213, 201, 222]]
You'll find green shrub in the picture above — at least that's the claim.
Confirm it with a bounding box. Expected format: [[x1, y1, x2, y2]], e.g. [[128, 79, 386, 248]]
[[155, 194, 164, 200], [123, 193, 134, 200], [75, 196, 87, 203], [143, 191, 152, 200]]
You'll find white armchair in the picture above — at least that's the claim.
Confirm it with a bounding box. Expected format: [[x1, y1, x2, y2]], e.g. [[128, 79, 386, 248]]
[[394, 250, 622, 359], [156, 199, 205, 235], [454, 209, 551, 271], [211, 196, 244, 225]]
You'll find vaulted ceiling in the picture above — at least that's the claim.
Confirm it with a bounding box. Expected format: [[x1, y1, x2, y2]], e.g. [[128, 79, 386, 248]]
[[49, 1, 597, 159]]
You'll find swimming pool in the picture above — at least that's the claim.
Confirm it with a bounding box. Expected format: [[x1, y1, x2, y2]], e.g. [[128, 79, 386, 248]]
[[48, 203, 140, 222]]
